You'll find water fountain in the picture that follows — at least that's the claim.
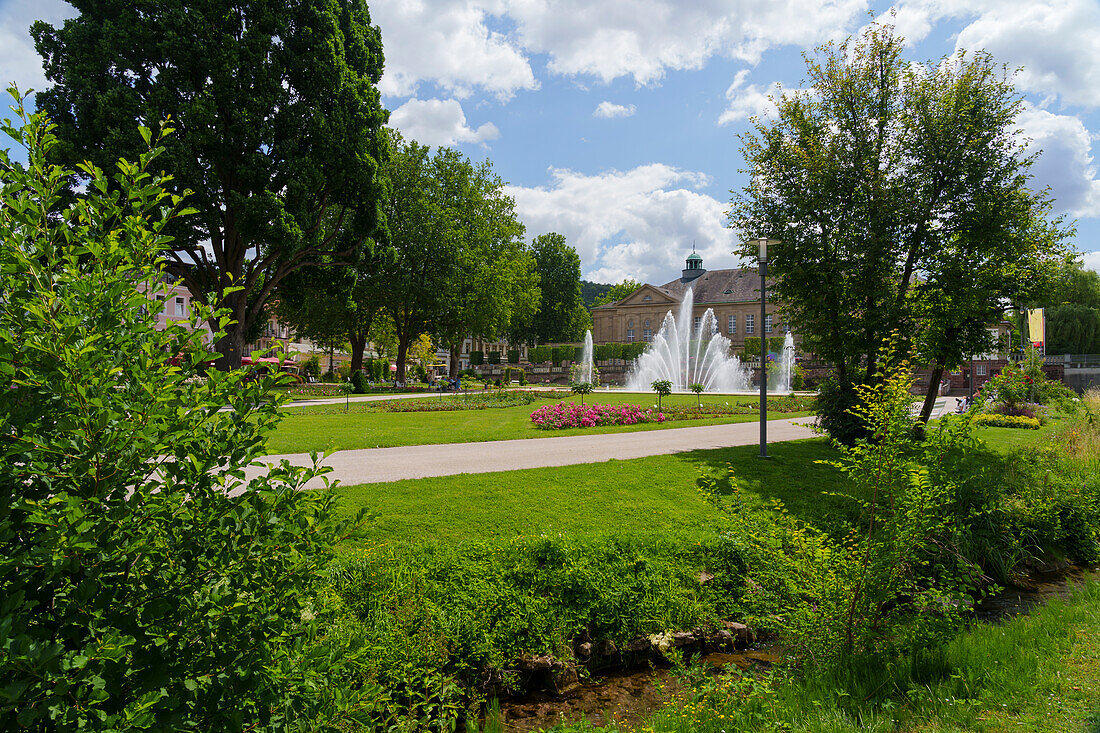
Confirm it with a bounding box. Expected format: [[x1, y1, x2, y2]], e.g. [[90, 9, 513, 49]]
[[769, 331, 796, 393], [625, 288, 753, 392], [575, 330, 595, 384]]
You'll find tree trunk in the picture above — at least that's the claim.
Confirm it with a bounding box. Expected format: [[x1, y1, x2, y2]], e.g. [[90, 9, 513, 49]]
[[395, 336, 410, 383], [918, 361, 946, 425], [449, 344, 459, 377], [348, 333, 366, 374], [215, 329, 246, 371]]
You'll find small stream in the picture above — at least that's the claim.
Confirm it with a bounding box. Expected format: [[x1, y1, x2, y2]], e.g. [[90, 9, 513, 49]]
[[491, 566, 1096, 732]]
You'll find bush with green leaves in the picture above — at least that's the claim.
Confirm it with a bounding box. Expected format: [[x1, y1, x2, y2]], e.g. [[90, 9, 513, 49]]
[[469, 350, 484, 366], [0, 100, 358, 730], [973, 413, 1041, 429], [350, 369, 369, 394], [301, 354, 321, 380], [651, 379, 673, 411], [506, 349, 519, 364], [528, 345, 552, 364], [813, 372, 871, 445], [487, 351, 500, 365]]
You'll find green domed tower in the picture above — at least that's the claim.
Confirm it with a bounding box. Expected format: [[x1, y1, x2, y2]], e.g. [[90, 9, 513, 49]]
[[681, 250, 706, 283]]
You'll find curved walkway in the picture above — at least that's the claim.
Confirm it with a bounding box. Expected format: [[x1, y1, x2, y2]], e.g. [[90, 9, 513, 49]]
[[246, 417, 819, 488]]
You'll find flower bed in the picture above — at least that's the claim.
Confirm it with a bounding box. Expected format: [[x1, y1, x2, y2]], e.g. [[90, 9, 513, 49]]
[[973, 413, 1041, 430], [530, 402, 665, 429]]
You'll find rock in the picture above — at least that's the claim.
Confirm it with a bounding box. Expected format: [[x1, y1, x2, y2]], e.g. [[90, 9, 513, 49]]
[[517, 655, 554, 671], [551, 666, 580, 695], [598, 640, 617, 656], [625, 637, 651, 652], [723, 621, 754, 646], [672, 631, 697, 648], [577, 641, 593, 657], [698, 570, 715, 584], [710, 629, 734, 648]]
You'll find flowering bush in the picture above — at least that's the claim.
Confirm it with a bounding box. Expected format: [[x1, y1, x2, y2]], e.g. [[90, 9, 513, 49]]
[[530, 403, 666, 429]]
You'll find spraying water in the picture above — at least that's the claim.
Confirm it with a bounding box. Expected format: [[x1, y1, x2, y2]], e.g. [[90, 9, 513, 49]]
[[625, 288, 752, 392], [575, 330, 595, 384], [769, 331, 796, 394]]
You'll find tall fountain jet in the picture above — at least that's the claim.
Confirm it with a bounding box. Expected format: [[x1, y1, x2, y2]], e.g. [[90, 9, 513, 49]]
[[769, 331, 796, 394], [576, 330, 595, 384], [625, 288, 752, 392]]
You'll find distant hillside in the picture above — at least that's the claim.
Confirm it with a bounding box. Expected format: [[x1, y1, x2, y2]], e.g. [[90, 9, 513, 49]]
[[581, 280, 612, 308]]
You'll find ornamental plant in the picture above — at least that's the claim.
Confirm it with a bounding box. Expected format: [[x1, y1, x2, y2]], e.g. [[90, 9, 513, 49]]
[[0, 97, 360, 730], [689, 383, 705, 408], [530, 403, 665, 429], [569, 381, 595, 406], [652, 379, 673, 411]]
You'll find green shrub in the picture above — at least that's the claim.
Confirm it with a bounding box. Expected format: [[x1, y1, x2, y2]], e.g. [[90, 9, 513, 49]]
[[507, 349, 520, 364], [301, 354, 321, 380], [0, 108, 356, 729], [813, 373, 871, 445], [470, 350, 484, 366], [622, 342, 647, 360], [551, 346, 562, 364], [529, 345, 552, 363], [596, 343, 624, 361], [487, 351, 500, 364], [973, 413, 1041, 429], [350, 369, 369, 393], [517, 368, 528, 386], [558, 345, 576, 362], [337, 362, 351, 381]]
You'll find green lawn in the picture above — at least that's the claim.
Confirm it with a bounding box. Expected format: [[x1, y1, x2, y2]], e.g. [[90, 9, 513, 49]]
[[973, 412, 1070, 452], [334, 438, 858, 546], [265, 392, 811, 454]]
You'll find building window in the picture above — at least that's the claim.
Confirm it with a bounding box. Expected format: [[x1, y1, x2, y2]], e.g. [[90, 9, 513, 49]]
[[727, 315, 736, 334], [745, 314, 755, 334], [643, 295, 652, 302], [764, 315, 772, 333], [643, 328, 652, 342], [626, 329, 635, 342], [693, 316, 702, 334], [174, 297, 186, 316], [976, 364, 987, 377]]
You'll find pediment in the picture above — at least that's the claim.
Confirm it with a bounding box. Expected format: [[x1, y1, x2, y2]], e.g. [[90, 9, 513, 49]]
[[615, 283, 680, 307]]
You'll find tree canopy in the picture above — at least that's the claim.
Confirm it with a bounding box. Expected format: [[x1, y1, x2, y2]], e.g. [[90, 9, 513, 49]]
[[33, 0, 389, 368], [377, 131, 536, 381], [729, 20, 1069, 426], [593, 278, 642, 306], [519, 233, 590, 343]]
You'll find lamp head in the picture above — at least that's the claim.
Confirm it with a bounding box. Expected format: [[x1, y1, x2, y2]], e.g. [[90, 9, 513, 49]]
[[748, 237, 781, 262]]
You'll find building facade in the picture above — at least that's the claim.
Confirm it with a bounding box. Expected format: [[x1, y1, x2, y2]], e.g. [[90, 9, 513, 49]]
[[591, 252, 786, 348]]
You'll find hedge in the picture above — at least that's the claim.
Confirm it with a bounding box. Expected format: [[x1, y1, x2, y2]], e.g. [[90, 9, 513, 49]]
[[487, 351, 500, 365], [507, 349, 520, 364], [973, 413, 1041, 429], [470, 350, 484, 366]]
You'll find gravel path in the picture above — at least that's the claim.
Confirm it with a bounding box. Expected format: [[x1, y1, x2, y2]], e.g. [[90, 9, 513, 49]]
[[245, 417, 819, 487]]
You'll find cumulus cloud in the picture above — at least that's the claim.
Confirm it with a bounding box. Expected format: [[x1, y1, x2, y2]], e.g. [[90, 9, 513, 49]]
[[372, 1, 536, 100], [1017, 103, 1100, 219], [506, 164, 737, 283], [0, 0, 75, 94], [371, 0, 863, 96], [718, 70, 789, 125], [1081, 250, 1100, 274], [389, 98, 500, 147], [593, 101, 636, 118]]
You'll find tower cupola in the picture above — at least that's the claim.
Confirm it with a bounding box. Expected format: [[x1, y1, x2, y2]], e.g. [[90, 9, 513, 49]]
[[681, 250, 706, 283]]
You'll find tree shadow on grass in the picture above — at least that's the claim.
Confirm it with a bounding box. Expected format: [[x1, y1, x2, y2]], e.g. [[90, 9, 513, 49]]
[[668, 437, 864, 538]]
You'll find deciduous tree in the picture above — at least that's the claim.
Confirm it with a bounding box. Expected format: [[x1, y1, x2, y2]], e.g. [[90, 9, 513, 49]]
[[520, 233, 590, 344], [33, 0, 389, 369]]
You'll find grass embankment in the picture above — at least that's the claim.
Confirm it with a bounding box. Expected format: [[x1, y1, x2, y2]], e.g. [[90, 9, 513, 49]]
[[266, 392, 812, 453]]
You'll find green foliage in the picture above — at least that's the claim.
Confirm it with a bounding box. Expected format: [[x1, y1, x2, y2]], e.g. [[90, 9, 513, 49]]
[[1046, 303, 1100, 354], [595, 343, 624, 361], [742, 336, 785, 357], [690, 383, 705, 407], [592, 278, 642, 306], [301, 354, 322, 380], [791, 363, 806, 391], [622, 342, 647, 361], [814, 373, 871, 445], [350, 369, 369, 394], [506, 349, 520, 364], [529, 345, 552, 363], [33, 0, 389, 367], [569, 381, 595, 405], [517, 368, 528, 386], [0, 102, 355, 730], [974, 413, 1041, 429], [487, 351, 501, 365], [521, 233, 589, 343], [558, 345, 577, 362], [470, 350, 484, 366], [652, 379, 673, 411], [551, 346, 563, 364], [730, 20, 1069, 391]]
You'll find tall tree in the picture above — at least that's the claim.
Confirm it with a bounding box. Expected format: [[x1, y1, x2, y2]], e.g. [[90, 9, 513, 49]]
[[592, 278, 642, 306], [521, 233, 589, 343], [730, 20, 1068, 428], [33, 0, 389, 369], [379, 132, 536, 381]]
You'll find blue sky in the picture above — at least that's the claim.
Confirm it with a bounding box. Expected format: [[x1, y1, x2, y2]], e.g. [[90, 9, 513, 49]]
[[3, 0, 1099, 285]]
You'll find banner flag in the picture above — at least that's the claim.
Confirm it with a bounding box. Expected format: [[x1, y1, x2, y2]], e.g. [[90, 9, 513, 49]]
[[1027, 308, 1045, 353]]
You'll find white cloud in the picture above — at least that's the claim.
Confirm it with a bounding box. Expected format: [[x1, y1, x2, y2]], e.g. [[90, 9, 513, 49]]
[[954, 0, 1100, 108], [1017, 103, 1100, 219], [0, 0, 75, 94], [718, 70, 787, 125], [389, 98, 501, 148], [373, 1, 537, 100], [890, 0, 1100, 108], [593, 101, 636, 119], [1082, 250, 1100, 274], [506, 164, 737, 283]]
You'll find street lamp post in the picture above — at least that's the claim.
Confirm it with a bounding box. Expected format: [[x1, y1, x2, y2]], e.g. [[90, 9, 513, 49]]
[[749, 238, 781, 459]]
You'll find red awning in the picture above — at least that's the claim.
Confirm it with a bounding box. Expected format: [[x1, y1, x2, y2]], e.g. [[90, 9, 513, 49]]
[[241, 356, 283, 365]]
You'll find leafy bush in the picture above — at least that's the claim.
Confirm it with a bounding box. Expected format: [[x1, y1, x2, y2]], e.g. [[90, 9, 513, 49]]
[[507, 349, 520, 364], [301, 354, 321, 380], [350, 369, 369, 393], [516, 368, 528, 386], [596, 342, 624, 361], [813, 373, 871, 445], [621, 342, 647, 361], [551, 346, 563, 364], [0, 107, 355, 729], [487, 351, 500, 364], [558, 345, 576, 362], [470, 350, 484, 366], [973, 413, 1041, 429]]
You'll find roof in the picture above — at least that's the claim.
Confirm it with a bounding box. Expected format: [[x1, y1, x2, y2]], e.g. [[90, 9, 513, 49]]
[[656, 267, 775, 304], [686, 252, 703, 262]]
